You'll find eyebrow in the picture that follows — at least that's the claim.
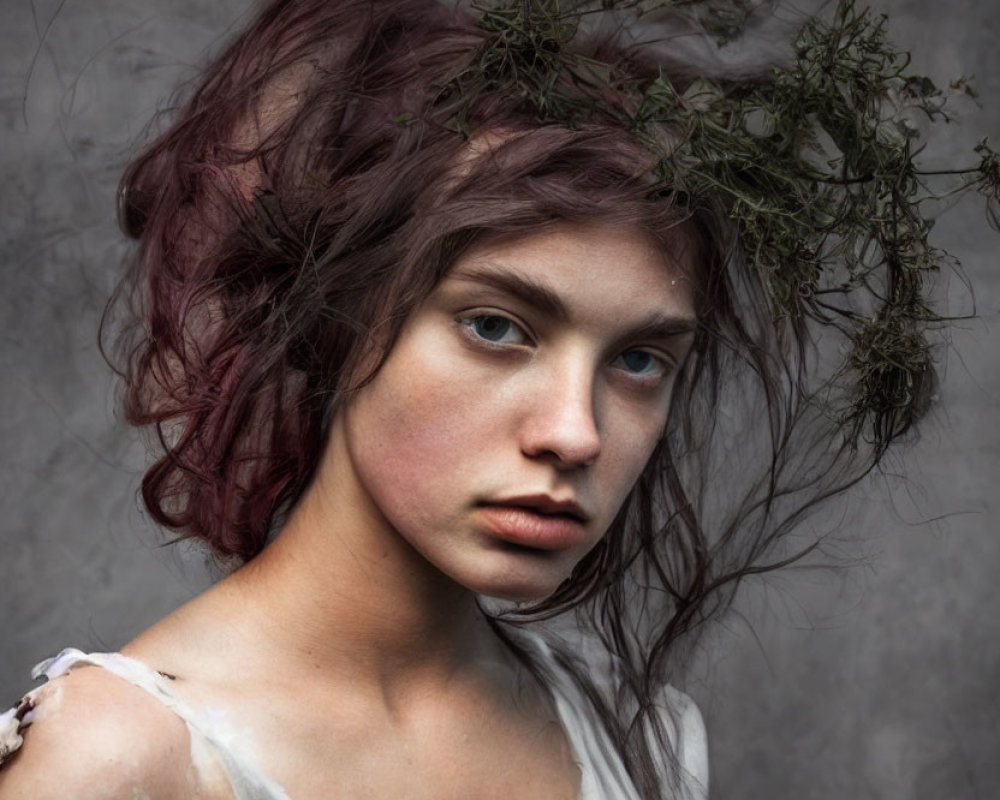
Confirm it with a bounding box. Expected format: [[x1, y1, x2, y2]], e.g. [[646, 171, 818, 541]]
[[618, 315, 699, 344], [453, 264, 570, 322], [452, 264, 699, 341]]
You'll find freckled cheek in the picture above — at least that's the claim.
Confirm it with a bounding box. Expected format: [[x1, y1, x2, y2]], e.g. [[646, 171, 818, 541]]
[[350, 339, 505, 512]]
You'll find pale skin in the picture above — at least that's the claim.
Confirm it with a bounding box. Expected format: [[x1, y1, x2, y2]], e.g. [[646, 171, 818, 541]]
[[0, 222, 698, 800]]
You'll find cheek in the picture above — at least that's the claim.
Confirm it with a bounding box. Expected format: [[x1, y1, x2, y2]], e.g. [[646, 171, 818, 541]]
[[596, 401, 668, 505], [343, 338, 502, 524]]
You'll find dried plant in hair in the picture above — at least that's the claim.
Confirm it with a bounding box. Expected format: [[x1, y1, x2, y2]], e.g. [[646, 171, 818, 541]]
[[451, 0, 996, 453]]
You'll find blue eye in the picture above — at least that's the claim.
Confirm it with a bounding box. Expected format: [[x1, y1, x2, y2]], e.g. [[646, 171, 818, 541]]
[[466, 315, 526, 344], [613, 349, 673, 385], [616, 349, 659, 375]]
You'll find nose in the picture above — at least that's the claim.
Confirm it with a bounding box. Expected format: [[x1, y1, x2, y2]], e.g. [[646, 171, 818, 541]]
[[520, 359, 602, 469]]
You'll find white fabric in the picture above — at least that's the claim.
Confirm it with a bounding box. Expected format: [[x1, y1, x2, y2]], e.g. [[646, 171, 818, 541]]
[[31, 649, 292, 800], [510, 630, 709, 800], [9, 641, 707, 800]]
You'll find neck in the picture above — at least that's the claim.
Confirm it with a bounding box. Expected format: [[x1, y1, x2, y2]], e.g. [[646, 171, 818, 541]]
[[220, 426, 501, 693]]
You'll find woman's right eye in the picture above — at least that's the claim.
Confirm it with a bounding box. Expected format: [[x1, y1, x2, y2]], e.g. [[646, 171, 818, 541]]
[[462, 314, 528, 345]]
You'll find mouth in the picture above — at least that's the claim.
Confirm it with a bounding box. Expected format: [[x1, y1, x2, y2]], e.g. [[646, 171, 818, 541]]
[[475, 495, 589, 551], [483, 494, 589, 523]]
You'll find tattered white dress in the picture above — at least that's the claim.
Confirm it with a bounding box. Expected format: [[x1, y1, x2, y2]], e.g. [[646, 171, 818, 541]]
[[0, 632, 707, 800]]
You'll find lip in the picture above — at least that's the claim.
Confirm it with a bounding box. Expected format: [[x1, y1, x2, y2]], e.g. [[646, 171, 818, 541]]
[[491, 494, 590, 521], [476, 495, 589, 551]]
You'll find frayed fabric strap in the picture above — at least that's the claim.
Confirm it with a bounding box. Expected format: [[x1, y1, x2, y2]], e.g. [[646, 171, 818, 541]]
[[9, 648, 291, 800]]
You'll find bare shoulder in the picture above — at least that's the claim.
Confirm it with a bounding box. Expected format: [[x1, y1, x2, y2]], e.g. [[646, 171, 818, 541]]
[[0, 664, 196, 800]]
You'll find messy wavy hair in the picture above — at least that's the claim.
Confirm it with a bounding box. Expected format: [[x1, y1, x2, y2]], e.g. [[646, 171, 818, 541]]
[[108, 0, 946, 795]]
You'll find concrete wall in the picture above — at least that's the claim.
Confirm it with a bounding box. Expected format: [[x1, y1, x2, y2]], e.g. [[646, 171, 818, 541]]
[[1, 1, 996, 796]]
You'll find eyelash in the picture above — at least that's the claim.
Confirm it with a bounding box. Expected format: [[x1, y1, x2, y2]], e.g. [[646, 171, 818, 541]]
[[457, 311, 676, 387]]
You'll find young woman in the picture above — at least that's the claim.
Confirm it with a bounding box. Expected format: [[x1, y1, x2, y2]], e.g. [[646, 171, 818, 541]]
[[1, 0, 992, 797]]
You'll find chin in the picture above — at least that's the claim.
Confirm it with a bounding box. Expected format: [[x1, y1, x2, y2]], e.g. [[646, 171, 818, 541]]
[[465, 565, 570, 605], [434, 542, 584, 605]]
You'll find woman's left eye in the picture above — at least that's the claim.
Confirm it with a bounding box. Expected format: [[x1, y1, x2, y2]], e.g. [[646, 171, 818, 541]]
[[463, 315, 528, 345], [612, 349, 667, 378]]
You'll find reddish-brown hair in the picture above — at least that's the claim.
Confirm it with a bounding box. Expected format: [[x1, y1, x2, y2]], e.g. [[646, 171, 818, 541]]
[[114, 0, 709, 563], [109, 1, 892, 794]]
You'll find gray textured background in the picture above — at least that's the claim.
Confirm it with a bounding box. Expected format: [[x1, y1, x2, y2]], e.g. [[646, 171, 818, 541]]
[[1, 1, 997, 797]]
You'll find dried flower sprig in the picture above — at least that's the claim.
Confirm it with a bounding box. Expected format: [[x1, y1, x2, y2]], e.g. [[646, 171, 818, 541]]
[[439, 0, 994, 456]]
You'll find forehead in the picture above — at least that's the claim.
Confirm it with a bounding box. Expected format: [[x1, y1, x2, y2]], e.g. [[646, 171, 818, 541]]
[[446, 221, 698, 324]]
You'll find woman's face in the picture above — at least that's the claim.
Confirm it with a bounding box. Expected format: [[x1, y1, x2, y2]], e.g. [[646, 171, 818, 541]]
[[333, 222, 697, 601]]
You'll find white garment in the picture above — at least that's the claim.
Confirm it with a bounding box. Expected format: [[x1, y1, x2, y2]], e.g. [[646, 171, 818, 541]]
[[509, 630, 709, 800], [2, 635, 707, 799]]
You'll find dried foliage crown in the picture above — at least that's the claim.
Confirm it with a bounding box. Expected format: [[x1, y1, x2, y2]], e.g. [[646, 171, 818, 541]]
[[443, 0, 998, 456]]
